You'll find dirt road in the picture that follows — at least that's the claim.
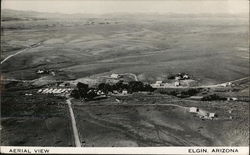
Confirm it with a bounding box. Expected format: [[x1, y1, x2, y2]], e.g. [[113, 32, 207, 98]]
[[73, 102, 188, 110], [121, 73, 138, 81], [1, 42, 43, 64], [66, 98, 81, 147]]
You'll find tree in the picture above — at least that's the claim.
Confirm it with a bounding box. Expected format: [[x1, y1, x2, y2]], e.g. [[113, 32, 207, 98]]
[[77, 82, 89, 97], [143, 84, 155, 92], [114, 81, 128, 92], [85, 89, 98, 100], [70, 89, 81, 99], [128, 81, 144, 93], [98, 83, 112, 93]]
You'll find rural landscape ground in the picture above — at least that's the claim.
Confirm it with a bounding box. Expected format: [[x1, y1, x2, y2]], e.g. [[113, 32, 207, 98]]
[[1, 9, 249, 147]]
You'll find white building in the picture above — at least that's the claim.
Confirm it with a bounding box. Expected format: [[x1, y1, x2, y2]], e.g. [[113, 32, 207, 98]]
[[232, 97, 238, 101], [174, 81, 180, 87], [175, 76, 181, 81], [36, 70, 44, 74], [209, 113, 216, 119], [189, 107, 199, 113], [122, 90, 128, 95], [155, 81, 163, 84], [111, 73, 120, 79], [183, 74, 189, 79]]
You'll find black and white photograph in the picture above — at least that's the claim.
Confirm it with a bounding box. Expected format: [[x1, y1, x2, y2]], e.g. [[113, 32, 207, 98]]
[[0, 0, 249, 154]]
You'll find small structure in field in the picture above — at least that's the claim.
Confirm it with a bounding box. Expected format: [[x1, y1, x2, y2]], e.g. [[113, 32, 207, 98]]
[[156, 81, 163, 84], [122, 90, 128, 95], [111, 73, 120, 79], [97, 90, 105, 95], [151, 81, 164, 88], [221, 82, 232, 87], [25, 93, 33, 96], [232, 97, 238, 101], [113, 90, 119, 94], [36, 69, 45, 74], [227, 97, 238, 101], [174, 81, 180, 87], [183, 74, 190, 79], [189, 107, 199, 113], [209, 113, 216, 119], [51, 71, 56, 76]]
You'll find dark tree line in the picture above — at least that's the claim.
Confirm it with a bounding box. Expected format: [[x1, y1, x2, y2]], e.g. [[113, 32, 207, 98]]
[[70, 82, 93, 100], [98, 81, 155, 93], [70, 80, 155, 100]]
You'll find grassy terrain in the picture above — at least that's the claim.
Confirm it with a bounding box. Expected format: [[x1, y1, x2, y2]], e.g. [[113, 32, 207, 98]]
[[1, 88, 73, 146], [1, 10, 249, 84], [1, 10, 249, 147], [72, 94, 249, 146]]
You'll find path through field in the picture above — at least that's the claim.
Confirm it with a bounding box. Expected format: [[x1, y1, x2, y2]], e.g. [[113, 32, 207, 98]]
[[66, 98, 81, 147], [1, 41, 43, 64]]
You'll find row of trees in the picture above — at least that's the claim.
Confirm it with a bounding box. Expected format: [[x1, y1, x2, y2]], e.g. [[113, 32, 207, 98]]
[[70, 81, 155, 100], [97, 81, 155, 94]]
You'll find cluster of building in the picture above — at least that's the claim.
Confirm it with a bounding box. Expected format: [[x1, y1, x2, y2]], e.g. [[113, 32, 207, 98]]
[[37, 88, 73, 96], [112, 90, 128, 96], [36, 69, 56, 76], [189, 107, 216, 120], [110, 73, 121, 79], [87, 89, 106, 96], [220, 82, 232, 87], [174, 73, 190, 80], [150, 73, 191, 88], [151, 80, 181, 88]]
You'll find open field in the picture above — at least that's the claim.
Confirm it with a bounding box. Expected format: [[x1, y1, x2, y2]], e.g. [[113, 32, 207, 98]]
[[1, 88, 73, 146], [1, 10, 249, 147], [72, 94, 249, 146], [1, 10, 249, 84]]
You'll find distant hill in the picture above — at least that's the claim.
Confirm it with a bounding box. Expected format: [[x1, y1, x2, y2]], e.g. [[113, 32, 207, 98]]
[[1, 9, 48, 21], [2, 9, 248, 21]]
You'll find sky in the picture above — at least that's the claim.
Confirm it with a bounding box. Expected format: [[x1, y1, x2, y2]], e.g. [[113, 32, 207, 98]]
[[2, 0, 249, 14]]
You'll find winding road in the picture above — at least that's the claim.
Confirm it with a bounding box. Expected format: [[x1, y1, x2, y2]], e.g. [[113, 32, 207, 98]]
[[120, 73, 139, 81]]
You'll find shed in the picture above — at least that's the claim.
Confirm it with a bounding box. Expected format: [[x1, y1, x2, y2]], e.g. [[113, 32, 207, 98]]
[[122, 90, 128, 95], [174, 81, 180, 87], [150, 84, 161, 88], [232, 97, 238, 101], [189, 107, 199, 113], [183, 74, 189, 79], [155, 81, 163, 84], [209, 113, 216, 119], [36, 70, 44, 74]]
